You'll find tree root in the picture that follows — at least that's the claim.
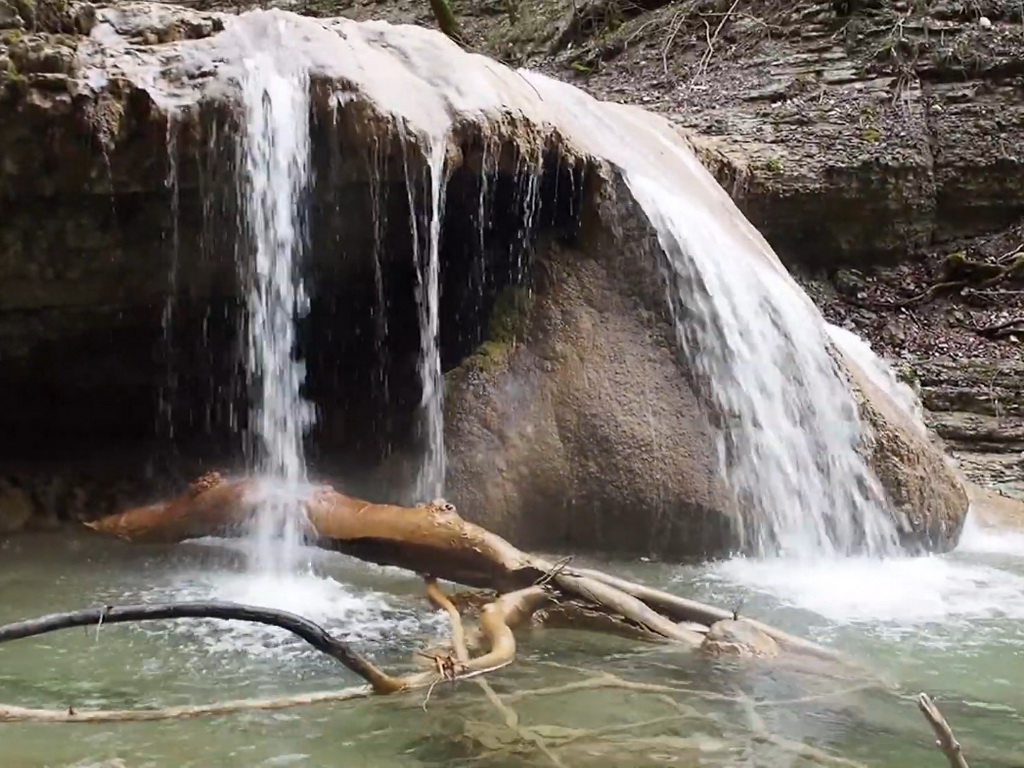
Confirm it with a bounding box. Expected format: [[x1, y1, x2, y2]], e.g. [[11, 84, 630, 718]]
[[850, 252, 1024, 310], [968, 315, 1024, 339]]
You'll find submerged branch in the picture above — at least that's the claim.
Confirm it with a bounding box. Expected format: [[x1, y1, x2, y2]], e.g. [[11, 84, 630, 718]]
[[0, 601, 401, 693], [918, 693, 970, 768], [0, 584, 524, 724]]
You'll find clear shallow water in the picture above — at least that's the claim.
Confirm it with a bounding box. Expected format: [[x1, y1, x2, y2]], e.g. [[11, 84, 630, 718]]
[[1, 524, 1022, 768]]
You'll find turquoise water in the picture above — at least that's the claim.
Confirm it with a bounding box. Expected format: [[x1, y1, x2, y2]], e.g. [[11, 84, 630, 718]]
[[0, 519, 1022, 767]]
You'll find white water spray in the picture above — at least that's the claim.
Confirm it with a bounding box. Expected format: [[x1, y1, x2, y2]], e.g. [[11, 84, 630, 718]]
[[235, 27, 316, 574], [826, 323, 927, 434]]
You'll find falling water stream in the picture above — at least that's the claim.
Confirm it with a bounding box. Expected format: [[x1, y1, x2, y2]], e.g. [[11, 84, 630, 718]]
[[235, 38, 316, 575]]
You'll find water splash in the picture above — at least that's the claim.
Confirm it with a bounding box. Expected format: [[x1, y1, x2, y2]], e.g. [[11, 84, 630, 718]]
[[234, 20, 316, 573], [826, 323, 927, 434]]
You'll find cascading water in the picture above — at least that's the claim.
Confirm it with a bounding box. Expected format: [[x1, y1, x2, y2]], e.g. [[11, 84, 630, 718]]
[[409, 139, 449, 503], [157, 118, 181, 453], [131, 10, 929, 563], [627, 174, 901, 559], [234, 31, 316, 574], [826, 323, 928, 434]]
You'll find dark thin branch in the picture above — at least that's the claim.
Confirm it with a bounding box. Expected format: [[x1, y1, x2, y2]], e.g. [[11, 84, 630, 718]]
[[970, 315, 1024, 338], [0, 602, 398, 692]]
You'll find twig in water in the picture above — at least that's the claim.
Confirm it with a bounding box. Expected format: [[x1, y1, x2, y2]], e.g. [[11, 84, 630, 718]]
[[534, 556, 573, 587], [918, 693, 970, 768]]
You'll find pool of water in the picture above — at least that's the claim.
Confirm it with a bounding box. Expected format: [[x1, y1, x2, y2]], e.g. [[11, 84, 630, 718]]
[[1, 515, 1022, 768]]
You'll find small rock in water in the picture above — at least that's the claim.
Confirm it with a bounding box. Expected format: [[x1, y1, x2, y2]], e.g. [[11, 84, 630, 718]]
[[699, 619, 780, 659]]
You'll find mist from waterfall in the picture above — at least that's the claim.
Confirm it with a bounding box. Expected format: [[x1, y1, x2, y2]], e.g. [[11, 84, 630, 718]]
[[235, 29, 316, 575]]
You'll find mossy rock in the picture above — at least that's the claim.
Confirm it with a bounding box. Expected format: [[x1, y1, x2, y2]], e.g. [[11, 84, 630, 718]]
[[456, 286, 534, 375], [487, 285, 533, 344]]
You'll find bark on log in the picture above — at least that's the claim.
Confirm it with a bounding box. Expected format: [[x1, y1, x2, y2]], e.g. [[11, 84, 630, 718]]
[[918, 693, 970, 768]]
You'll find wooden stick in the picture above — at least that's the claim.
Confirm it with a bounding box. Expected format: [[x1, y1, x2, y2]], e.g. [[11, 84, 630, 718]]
[[918, 693, 970, 768], [0, 601, 401, 693]]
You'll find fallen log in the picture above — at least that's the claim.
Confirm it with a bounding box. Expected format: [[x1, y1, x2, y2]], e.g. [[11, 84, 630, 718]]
[[84, 471, 840, 660]]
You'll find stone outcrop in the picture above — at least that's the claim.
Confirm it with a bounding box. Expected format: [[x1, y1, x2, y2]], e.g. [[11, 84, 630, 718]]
[[0, 1, 970, 554], [915, 357, 1024, 497], [841, 354, 968, 549], [541, 0, 1024, 271], [700, 619, 780, 659], [443, 239, 736, 557]]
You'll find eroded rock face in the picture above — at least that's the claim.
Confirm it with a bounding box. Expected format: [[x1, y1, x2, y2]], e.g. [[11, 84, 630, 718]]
[[659, 3, 1024, 270], [0, 480, 34, 532], [844, 358, 969, 551]]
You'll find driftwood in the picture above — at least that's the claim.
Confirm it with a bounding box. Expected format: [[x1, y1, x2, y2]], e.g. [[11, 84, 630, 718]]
[[85, 472, 843, 655], [0, 470, 853, 724], [0, 577, 530, 722], [918, 693, 970, 768]]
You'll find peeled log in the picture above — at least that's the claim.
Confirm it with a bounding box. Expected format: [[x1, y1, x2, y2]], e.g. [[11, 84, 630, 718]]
[[84, 472, 254, 543], [87, 473, 544, 591], [85, 472, 843, 660]]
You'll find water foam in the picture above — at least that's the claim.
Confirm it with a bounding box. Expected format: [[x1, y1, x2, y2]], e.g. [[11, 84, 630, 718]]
[[126, 552, 442, 660], [957, 512, 1024, 558]]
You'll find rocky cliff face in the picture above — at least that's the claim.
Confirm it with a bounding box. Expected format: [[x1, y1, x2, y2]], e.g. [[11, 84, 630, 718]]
[[0, 0, 973, 553]]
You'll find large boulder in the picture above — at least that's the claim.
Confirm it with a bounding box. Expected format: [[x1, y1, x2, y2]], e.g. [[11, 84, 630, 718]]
[[443, 241, 736, 556]]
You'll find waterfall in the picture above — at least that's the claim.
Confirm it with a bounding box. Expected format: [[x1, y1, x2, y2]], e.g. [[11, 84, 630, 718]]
[[234, 29, 316, 574], [628, 175, 901, 559], [406, 138, 449, 504], [514, 74, 904, 559], [157, 117, 181, 454], [134, 9, 920, 563]]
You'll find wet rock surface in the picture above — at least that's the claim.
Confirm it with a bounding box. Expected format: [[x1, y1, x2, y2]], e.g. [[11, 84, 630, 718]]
[[443, 235, 737, 557]]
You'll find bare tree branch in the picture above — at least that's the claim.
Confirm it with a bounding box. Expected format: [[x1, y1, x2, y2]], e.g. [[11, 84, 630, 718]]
[[918, 693, 970, 768], [0, 601, 400, 692]]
